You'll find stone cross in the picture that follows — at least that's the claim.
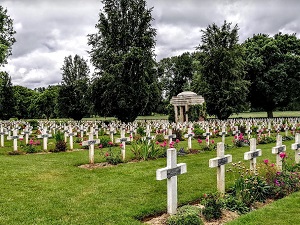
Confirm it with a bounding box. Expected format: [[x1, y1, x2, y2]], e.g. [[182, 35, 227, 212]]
[[94, 125, 99, 139], [244, 138, 262, 171], [82, 128, 100, 164], [7, 129, 23, 151], [116, 127, 130, 160], [267, 122, 271, 137], [284, 125, 289, 137], [219, 124, 227, 144], [156, 148, 187, 215], [203, 127, 212, 146], [37, 127, 52, 151], [78, 124, 86, 141], [0, 124, 6, 147], [291, 133, 300, 164], [22, 125, 32, 145], [184, 125, 194, 150], [246, 123, 252, 140], [107, 126, 115, 143], [272, 134, 286, 170], [164, 128, 176, 145], [209, 142, 232, 194], [67, 125, 77, 150], [232, 126, 240, 139]]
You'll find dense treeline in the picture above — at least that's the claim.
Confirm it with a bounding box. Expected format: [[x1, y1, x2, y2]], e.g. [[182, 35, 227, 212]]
[[1, 2, 300, 121]]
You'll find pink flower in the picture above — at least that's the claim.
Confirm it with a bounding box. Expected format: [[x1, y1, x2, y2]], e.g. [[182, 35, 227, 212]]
[[130, 135, 132, 138], [155, 141, 159, 145], [120, 143, 123, 148], [211, 140, 215, 144], [279, 152, 286, 159], [263, 159, 269, 164], [105, 152, 109, 157], [108, 141, 113, 146], [197, 139, 202, 144], [99, 144, 103, 148], [29, 139, 34, 145], [205, 138, 208, 142], [20, 138, 23, 141], [175, 139, 180, 143], [271, 163, 275, 167]]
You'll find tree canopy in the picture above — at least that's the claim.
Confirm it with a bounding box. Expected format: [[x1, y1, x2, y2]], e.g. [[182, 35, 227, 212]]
[[88, 0, 158, 122], [243, 33, 300, 117], [0, 6, 16, 65], [196, 21, 249, 120], [57, 55, 91, 120]]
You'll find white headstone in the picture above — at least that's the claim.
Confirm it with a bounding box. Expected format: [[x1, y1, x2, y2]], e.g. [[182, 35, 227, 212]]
[[82, 128, 100, 164], [209, 142, 232, 193], [7, 129, 23, 151], [156, 148, 187, 215], [115, 127, 130, 160], [291, 133, 300, 164], [37, 127, 52, 151], [272, 134, 286, 170], [244, 138, 262, 171]]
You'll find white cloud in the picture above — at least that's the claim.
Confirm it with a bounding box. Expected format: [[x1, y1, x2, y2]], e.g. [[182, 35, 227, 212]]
[[2, 0, 300, 89]]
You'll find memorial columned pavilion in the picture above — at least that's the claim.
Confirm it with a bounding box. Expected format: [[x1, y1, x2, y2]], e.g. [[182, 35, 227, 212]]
[[170, 91, 205, 123]]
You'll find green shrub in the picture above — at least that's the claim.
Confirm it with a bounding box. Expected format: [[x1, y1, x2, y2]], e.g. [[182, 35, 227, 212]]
[[201, 193, 222, 221], [103, 143, 123, 165], [52, 131, 67, 152], [223, 194, 250, 214], [99, 136, 111, 148], [155, 134, 165, 142], [167, 205, 202, 225]]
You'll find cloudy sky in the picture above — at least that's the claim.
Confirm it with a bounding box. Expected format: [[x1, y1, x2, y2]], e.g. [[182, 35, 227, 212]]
[[1, 0, 300, 89]]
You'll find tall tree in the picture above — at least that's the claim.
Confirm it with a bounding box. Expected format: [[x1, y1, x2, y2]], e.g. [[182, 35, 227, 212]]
[[88, 0, 158, 122], [243, 33, 300, 117], [0, 6, 16, 65], [57, 55, 90, 120], [30, 86, 59, 120], [0, 71, 15, 119], [12, 85, 37, 119], [196, 21, 249, 120]]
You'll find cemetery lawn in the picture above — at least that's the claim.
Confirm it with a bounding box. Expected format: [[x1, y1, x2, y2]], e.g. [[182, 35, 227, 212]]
[[0, 137, 299, 224]]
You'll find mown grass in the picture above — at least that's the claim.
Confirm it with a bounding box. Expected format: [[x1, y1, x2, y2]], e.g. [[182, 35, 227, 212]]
[[0, 133, 298, 224]]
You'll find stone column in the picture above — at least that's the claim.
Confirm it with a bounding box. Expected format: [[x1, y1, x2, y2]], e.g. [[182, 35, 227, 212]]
[[174, 105, 178, 123], [185, 104, 189, 122], [179, 106, 184, 123]]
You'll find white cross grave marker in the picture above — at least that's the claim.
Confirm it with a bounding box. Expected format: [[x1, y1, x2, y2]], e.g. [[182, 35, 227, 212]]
[[0, 124, 7, 147], [291, 133, 300, 164], [7, 129, 23, 151], [164, 128, 176, 145], [272, 134, 286, 170], [67, 125, 77, 150], [37, 127, 52, 151], [203, 127, 212, 146], [209, 142, 232, 194], [219, 124, 227, 144], [244, 138, 262, 171], [116, 127, 130, 160], [156, 148, 187, 215], [184, 125, 194, 150], [82, 128, 100, 164], [22, 126, 32, 145]]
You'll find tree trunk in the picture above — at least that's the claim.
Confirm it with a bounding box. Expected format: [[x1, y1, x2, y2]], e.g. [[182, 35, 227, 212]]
[[267, 110, 273, 118]]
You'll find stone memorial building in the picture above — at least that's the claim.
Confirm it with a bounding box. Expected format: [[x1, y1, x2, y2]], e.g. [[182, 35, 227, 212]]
[[170, 91, 205, 123]]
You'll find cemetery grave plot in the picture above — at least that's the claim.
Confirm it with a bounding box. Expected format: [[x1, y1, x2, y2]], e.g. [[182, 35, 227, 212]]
[[0, 118, 297, 224]]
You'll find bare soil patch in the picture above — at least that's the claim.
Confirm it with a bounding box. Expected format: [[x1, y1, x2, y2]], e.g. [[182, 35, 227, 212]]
[[78, 162, 114, 169]]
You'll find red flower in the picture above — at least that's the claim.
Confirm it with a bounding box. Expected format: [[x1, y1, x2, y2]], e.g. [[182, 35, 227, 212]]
[[263, 159, 269, 164], [279, 152, 286, 159], [175, 139, 180, 143]]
